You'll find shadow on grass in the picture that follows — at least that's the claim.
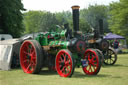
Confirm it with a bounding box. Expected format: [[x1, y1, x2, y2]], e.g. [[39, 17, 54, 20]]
[[102, 64, 128, 68], [72, 71, 122, 79], [38, 69, 57, 75], [72, 71, 111, 78], [118, 52, 128, 54], [12, 68, 122, 79]]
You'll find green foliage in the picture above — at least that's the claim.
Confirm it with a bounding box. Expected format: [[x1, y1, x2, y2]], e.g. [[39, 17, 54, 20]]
[[39, 12, 58, 32], [23, 5, 110, 34], [79, 18, 90, 33], [0, 0, 25, 37], [85, 4, 109, 33], [55, 11, 72, 26], [23, 11, 59, 34], [108, 0, 128, 43], [23, 11, 44, 33], [79, 9, 91, 32]]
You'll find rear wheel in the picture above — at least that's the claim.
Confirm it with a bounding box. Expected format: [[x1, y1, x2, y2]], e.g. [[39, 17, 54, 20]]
[[20, 40, 43, 74], [95, 49, 104, 64], [103, 47, 117, 65], [82, 49, 101, 75], [56, 49, 75, 77]]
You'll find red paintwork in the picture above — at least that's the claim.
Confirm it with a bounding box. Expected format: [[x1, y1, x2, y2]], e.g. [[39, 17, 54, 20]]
[[56, 50, 73, 77], [20, 41, 37, 74], [83, 49, 99, 75], [76, 40, 86, 52]]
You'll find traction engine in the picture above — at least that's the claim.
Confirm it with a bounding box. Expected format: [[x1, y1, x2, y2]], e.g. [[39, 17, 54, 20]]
[[83, 19, 117, 65], [19, 6, 102, 77]]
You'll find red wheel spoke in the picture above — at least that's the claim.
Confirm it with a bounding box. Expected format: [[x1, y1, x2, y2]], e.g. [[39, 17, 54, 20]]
[[31, 58, 36, 63], [88, 65, 90, 71], [62, 54, 66, 62], [23, 59, 30, 63], [32, 56, 36, 60], [25, 44, 29, 50], [31, 50, 35, 55], [93, 65, 96, 70], [59, 65, 62, 68], [68, 64, 72, 68], [65, 61, 70, 65], [23, 51, 30, 56], [56, 50, 74, 77], [32, 62, 36, 66], [61, 66, 66, 73], [66, 66, 70, 72], [31, 54, 36, 60], [20, 40, 42, 74], [83, 49, 101, 75], [25, 64, 31, 73], [92, 59, 97, 63], [59, 57, 63, 63], [92, 63, 97, 66], [88, 65, 92, 72], [30, 47, 34, 54], [90, 55, 97, 63], [31, 62, 36, 69], [58, 61, 63, 63], [88, 53, 90, 60], [91, 55, 95, 60]]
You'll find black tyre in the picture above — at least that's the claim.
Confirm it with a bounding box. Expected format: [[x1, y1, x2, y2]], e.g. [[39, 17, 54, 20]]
[[103, 47, 117, 65], [82, 49, 102, 75], [56, 49, 75, 77], [95, 49, 104, 64], [20, 40, 44, 74]]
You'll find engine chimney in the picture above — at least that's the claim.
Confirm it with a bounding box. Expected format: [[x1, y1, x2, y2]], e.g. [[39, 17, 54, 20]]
[[71, 5, 80, 37], [99, 19, 104, 36]]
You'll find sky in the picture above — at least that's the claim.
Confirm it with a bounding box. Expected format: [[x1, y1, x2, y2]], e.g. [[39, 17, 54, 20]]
[[22, 0, 119, 12]]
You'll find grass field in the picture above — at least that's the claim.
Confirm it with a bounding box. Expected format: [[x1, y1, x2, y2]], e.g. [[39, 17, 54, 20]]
[[0, 54, 128, 85]]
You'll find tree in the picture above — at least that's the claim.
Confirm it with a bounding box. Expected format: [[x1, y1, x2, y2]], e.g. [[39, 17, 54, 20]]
[[108, 0, 128, 42], [79, 17, 91, 33], [0, 0, 25, 37], [80, 5, 109, 33], [39, 12, 58, 32], [55, 11, 72, 28], [23, 11, 44, 34], [79, 9, 91, 32], [23, 11, 59, 33]]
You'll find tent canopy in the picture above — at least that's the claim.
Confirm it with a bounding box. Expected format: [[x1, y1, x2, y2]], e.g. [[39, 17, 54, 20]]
[[104, 33, 125, 40]]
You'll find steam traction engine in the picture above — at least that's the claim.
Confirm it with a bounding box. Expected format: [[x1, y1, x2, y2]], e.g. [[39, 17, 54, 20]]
[[84, 19, 117, 65], [19, 6, 102, 77]]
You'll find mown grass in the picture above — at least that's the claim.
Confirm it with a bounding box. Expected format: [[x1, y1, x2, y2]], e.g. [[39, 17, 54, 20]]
[[0, 54, 128, 85]]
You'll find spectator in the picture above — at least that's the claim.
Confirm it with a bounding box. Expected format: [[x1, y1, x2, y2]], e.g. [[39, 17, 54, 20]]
[[113, 40, 119, 49]]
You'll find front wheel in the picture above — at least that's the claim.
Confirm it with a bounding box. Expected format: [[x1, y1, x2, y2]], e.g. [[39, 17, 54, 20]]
[[82, 49, 101, 75], [56, 49, 75, 77]]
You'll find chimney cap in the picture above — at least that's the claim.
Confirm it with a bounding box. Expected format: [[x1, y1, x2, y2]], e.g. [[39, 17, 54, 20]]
[[71, 5, 80, 10]]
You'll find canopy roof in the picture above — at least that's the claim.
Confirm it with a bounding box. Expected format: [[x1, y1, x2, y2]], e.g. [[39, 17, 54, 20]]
[[104, 33, 125, 40]]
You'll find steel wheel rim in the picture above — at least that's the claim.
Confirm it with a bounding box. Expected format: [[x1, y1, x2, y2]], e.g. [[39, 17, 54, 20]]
[[20, 41, 37, 74], [83, 50, 99, 75], [104, 49, 116, 65], [56, 50, 73, 77]]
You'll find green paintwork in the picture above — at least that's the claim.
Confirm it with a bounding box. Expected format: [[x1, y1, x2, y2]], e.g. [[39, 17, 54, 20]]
[[34, 29, 82, 66], [49, 40, 69, 49], [35, 30, 68, 47]]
